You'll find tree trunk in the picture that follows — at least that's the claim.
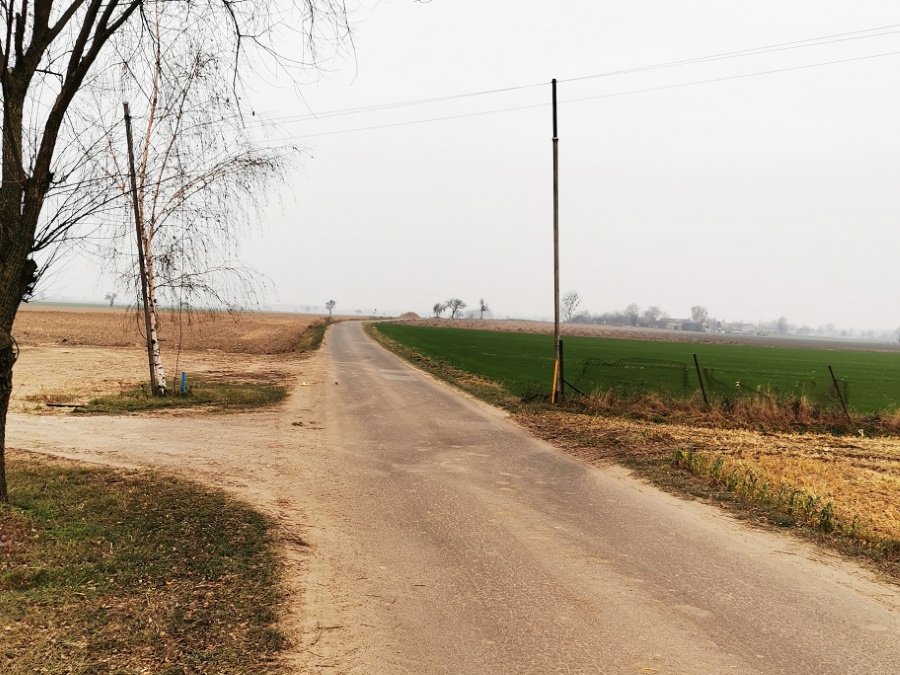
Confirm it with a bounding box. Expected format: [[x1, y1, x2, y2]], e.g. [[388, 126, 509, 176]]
[[0, 234, 33, 504], [0, 329, 14, 502], [144, 249, 168, 395]]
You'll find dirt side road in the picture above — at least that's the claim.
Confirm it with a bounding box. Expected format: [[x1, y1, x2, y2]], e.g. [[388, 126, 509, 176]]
[[8, 321, 900, 674]]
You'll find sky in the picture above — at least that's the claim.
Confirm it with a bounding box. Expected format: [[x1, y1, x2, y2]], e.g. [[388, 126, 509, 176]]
[[41, 1, 900, 331]]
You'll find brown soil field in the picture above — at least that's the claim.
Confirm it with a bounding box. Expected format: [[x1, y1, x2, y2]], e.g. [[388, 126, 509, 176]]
[[10, 307, 329, 411], [405, 318, 900, 352], [14, 304, 328, 353]]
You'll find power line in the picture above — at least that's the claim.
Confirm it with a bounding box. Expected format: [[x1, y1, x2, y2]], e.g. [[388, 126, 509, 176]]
[[250, 23, 900, 129], [565, 49, 900, 106], [561, 24, 900, 85], [256, 49, 900, 143]]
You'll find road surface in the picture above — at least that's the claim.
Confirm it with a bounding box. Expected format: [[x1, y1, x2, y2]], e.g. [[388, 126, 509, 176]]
[[304, 320, 900, 674]]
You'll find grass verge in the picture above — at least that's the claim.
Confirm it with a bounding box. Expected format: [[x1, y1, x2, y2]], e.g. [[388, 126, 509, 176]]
[[76, 378, 287, 414], [365, 323, 517, 408], [369, 323, 900, 580], [373, 322, 900, 416], [294, 318, 333, 353], [0, 452, 285, 674]]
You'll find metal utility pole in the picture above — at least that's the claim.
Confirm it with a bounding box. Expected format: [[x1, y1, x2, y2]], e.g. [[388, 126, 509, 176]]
[[551, 79, 563, 404], [123, 103, 159, 396]]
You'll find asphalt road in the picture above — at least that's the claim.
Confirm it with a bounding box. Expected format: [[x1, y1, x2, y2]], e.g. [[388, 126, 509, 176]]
[[299, 321, 899, 674]]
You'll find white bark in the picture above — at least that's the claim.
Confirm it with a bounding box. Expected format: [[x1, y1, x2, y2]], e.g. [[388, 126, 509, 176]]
[[143, 231, 168, 396]]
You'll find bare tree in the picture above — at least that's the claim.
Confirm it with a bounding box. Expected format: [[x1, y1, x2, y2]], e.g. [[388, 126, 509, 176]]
[[104, 292, 118, 307], [479, 298, 490, 319], [643, 306, 663, 325], [446, 298, 466, 319], [90, 5, 297, 396], [690, 305, 709, 324], [0, 0, 353, 501], [625, 303, 640, 326], [562, 291, 580, 322], [433, 301, 448, 318], [325, 300, 336, 316]]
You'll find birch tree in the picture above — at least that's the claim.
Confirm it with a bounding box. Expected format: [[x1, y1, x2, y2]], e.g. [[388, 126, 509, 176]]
[[96, 4, 294, 395], [0, 0, 352, 501]]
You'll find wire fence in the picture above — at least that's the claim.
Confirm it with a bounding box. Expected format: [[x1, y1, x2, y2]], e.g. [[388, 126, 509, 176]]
[[573, 356, 850, 410], [574, 357, 693, 399]]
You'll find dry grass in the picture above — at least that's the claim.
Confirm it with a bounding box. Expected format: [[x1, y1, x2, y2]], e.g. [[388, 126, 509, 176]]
[[515, 408, 900, 571], [13, 305, 331, 354], [576, 388, 900, 436], [79, 378, 287, 414], [23, 385, 85, 407], [0, 452, 285, 674], [515, 409, 900, 541]]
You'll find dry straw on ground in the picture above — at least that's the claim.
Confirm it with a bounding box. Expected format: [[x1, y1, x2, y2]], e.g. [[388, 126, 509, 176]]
[[515, 408, 900, 548]]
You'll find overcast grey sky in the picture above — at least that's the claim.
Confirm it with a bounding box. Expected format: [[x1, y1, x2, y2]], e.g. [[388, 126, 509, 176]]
[[46, 1, 900, 330]]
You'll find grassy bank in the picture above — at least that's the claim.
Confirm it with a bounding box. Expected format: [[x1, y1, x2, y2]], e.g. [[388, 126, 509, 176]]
[[294, 317, 333, 353], [369, 323, 900, 579], [0, 453, 285, 674], [76, 378, 287, 414]]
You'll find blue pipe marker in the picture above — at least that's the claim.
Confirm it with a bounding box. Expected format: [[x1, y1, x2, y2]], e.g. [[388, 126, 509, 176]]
[[181, 371, 186, 394]]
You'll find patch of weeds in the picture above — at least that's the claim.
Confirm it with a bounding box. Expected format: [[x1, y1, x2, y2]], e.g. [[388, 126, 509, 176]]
[[659, 448, 899, 576], [668, 447, 838, 533], [294, 318, 333, 353], [0, 453, 285, 674], [78, 378, 286, 414], [23, 387, 83, 406]]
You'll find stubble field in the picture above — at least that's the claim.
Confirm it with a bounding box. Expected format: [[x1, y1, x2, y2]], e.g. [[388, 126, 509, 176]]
[[10, 305, 329, 410]]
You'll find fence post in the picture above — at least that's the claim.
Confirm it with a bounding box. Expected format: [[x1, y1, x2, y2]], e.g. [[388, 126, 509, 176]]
[[693, 353, 709, 408], [828, 365, 852, 423]]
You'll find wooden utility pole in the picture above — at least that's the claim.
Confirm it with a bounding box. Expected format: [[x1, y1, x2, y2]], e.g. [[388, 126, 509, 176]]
[[552, 79, 563, 404], [123, 103, 159, 396]]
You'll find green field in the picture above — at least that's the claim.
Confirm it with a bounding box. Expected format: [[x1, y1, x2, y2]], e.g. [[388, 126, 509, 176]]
[[374, 324, 900, 414]]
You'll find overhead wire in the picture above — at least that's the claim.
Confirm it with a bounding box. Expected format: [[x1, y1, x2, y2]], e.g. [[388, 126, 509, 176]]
[[247, 22, 900, 129], [560, 23, 900, 84], [256, 48, 900, 143]]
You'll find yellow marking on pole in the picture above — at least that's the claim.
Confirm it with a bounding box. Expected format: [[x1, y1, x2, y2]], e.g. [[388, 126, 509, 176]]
[[551, 359, 559, 404]]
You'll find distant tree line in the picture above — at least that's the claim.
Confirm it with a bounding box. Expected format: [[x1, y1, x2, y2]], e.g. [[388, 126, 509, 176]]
[[561, 294, 896, 342], [432, 298, 491, 320]]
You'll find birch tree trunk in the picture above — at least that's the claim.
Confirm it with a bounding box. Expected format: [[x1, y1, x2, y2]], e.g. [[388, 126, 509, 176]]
[[143, 235, 168, 395]]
